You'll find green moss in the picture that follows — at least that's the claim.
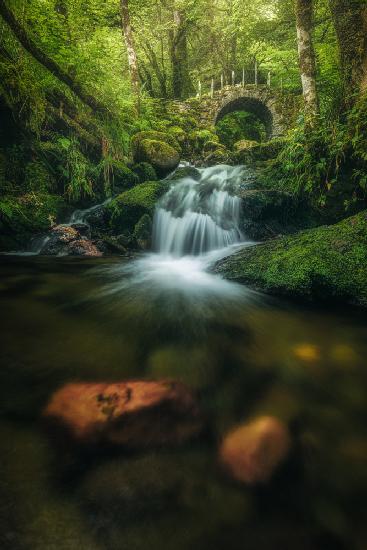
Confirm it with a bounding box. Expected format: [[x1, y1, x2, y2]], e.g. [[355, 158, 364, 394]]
[[136, 140, 180, 177], [107, 180, 170, 233], [131, 131, 181, 157], [188, 129, 218, 154], [168, 126, 187, 144], [131, 162, 158, 183], [0, 193, 67, 250], [169, 166, 201, 181], [24, 161, 55, 193], [215, 211, 367, 306], [110, 160, 139, 190]]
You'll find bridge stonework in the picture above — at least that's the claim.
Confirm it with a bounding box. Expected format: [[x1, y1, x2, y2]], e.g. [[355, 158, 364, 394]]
[[167, 85, 301, 139]]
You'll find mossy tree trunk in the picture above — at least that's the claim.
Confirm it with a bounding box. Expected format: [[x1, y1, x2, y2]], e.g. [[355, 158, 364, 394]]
[[329, 0, 367, 101], [294, 0, 319, 117], [120, 0, 140, 111], [170, 9, 194, 99]]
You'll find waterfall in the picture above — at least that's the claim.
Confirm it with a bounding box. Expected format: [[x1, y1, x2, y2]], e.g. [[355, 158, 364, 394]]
[[152, 165, 244, 257]]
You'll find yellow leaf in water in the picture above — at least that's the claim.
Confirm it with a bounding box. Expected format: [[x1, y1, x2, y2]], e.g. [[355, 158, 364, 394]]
[[293, 343, 321, 362]]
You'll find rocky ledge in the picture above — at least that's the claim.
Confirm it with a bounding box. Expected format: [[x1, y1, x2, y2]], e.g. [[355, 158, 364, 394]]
[[214, 210, 367, 307]]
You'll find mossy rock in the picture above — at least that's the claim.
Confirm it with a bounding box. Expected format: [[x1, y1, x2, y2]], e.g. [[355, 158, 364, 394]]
[[134, 139, 180, 178], [131, 162, 158, 183], [188, 129, 219, 154], [214, 210, 367, 307], [204, 147, 232, 166], [107, 180, 170, 233], [169, 166, 201, 181], [110, 161, 139, 191], [203, 141, 226, 154], [168, 126, 187, 144], [0, 193, 67, 251], [131, 130, 181, 157]]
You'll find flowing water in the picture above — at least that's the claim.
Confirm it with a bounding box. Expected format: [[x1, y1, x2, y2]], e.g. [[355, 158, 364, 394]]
[[0, 165, 366, 550]]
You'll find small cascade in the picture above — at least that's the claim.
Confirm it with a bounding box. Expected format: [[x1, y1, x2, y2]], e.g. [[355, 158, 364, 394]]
[[152, 165, 244, 256]]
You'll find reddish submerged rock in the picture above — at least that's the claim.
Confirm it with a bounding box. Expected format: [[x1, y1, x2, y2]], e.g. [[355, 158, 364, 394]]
[[43, 380, 202, 447], [219, 416, 291, 484]]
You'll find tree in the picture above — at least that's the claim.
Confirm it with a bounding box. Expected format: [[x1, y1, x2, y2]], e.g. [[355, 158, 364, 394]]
[[170, 6, 194, 99], [0, 0, 107, 114], [329, 0, 367, 100], [294, 0, 319, 116], [120, 0, 140, 108]]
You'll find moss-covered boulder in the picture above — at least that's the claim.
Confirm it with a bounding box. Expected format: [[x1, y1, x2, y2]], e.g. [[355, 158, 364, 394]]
[[131, 162, 158, 183], [236, 137, 288, 163], [0, 193, 67, 251], [131, 130, 181, 156], [110, 161, 139, 191], [188, 129, 219, 154], [168, 126, 187, 145], [107, 180, 170, 234], [133, 139, 180, 178], [214, 211, 367, 307], [204, 147, 233, 166]]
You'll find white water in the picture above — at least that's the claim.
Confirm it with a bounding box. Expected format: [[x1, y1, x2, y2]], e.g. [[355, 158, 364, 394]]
[[153, 165, 244, 256], [97, 165, 258, 309]]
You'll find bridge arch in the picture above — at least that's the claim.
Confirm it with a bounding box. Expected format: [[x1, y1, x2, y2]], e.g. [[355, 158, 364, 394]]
[[215, 96, 273, 139]]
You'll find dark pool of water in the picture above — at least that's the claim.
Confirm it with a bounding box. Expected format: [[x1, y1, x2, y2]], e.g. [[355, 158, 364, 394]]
[[0, 255, 366, 550]]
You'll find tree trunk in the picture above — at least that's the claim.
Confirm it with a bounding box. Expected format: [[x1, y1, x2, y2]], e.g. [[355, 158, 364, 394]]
[[294, 0, 319, 116], [329, 0, 367, 100], [120, 0, 140, 109], [170, 9, 194, 99], [0, 0, 107, 114]]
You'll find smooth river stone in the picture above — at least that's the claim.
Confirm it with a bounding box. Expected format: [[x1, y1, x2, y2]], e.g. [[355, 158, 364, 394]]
[[43, 380, 202, 448], [219, 416, 291, 484]]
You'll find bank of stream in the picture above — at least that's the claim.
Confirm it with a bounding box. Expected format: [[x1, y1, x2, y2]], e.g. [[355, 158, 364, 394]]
[[1, 162, 367, 549]]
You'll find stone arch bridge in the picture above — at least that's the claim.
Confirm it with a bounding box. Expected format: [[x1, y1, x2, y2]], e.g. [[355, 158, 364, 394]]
[[167, 85, 301, 139]]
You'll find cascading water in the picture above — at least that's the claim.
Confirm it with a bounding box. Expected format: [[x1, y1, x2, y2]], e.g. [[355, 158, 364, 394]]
[[153, 165, 244, 257], [97, 164, 258, 312]]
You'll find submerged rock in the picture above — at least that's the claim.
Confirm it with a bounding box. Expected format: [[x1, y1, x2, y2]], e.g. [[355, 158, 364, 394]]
[[214, 210, 367, 306], [219, 416, 291, 484], [43, 380, 202, 448]]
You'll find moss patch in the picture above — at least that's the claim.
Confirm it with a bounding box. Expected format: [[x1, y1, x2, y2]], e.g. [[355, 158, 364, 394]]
[[107, 180, 170, 233], [215, 211, 367, 306]]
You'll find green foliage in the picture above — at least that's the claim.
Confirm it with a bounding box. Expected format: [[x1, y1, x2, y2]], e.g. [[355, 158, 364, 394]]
[[55, 137, 94, 201], [265, 95, 367, 213], [24, 161, 55, 193], [217, 111, 267, 149], [0, 192, 66, 248]]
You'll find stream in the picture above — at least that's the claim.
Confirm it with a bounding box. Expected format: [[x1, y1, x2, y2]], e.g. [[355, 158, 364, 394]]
[[0, 164, 366, 549]]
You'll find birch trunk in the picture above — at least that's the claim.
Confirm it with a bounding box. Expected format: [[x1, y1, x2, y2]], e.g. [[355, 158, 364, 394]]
[[295, 0, 319, 116], [120, 0, 140, 108]]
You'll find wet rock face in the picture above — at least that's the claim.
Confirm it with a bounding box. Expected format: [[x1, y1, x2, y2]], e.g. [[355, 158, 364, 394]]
[[40, 224, 103, 257], [219, 416, 291, 484], [43, 380, 202, 448]]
